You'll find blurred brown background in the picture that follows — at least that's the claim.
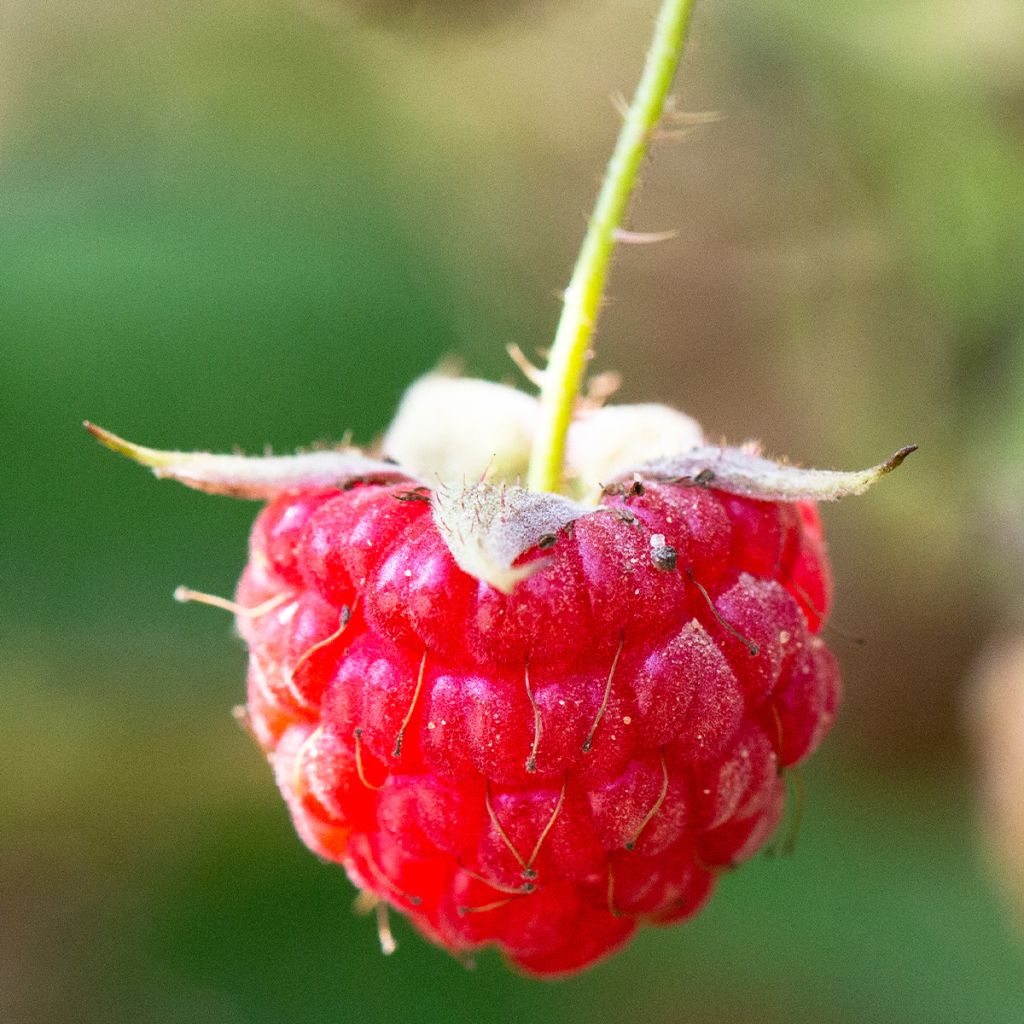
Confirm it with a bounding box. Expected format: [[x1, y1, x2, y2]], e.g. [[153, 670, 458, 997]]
[[3, 0, 1024, 1021]]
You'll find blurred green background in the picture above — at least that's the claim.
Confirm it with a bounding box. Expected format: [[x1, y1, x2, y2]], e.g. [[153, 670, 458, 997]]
[[4, 0, 1024, 1020]]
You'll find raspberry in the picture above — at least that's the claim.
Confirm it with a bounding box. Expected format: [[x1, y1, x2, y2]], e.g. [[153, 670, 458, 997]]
[[235, 474, 839, 976], [84, 0, 915, 976], [86, 403, 914, 977]]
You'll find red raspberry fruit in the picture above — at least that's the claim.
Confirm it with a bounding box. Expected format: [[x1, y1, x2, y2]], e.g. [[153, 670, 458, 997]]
[[83, 0, 917, 975], [85, 404, 912, 976], [235, 475, 837, 976]]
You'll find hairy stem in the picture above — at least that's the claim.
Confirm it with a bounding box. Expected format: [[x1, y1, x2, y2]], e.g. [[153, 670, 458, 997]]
[[526, 0, 698, 493]]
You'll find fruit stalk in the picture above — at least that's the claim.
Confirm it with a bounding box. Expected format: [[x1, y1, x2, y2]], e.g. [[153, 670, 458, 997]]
[[526, 0, 698, 494]]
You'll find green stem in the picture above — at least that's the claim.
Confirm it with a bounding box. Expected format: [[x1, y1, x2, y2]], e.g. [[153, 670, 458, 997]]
[[526, 0, 698, 493]]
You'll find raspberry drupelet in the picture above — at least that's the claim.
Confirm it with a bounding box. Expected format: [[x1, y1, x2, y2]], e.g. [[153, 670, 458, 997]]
[[235, 467, 837, 975]]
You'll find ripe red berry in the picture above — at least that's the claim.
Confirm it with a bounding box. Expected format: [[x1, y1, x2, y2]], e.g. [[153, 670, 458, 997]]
[[86, 396, 913, 977], [83, 0, 918, 978], [235, 474, 839, 976]]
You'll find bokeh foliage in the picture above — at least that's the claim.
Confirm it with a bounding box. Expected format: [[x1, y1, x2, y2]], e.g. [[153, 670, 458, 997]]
[[4, 1, 1024, 1021]]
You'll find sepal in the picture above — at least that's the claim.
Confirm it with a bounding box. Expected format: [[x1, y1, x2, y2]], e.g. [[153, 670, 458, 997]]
[[431, 481, 592, 593], [619, 444, 917, 501], [84, 422, 413, 498]]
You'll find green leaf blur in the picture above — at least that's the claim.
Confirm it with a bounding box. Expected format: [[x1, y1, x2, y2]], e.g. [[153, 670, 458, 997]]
[[4, 1, 1024, 1021]]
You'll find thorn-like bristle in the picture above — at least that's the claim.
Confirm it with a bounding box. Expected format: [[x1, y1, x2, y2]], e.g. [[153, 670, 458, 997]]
[[485, 784, 529, 873], [607, 864, 621, 918], [525, 779, 567, 874], [523, 661, 541, 774], [664, 107, 724, 125], [393, 649, 428, 759], [353, 728, 385, 791], [174, 586, 290, 618], [688, 570, 760, 656], [613, 228, 679, 245], [362, 848, 421, 908], [456, 861, 534, 896], [625, 748, 669, 851], [506, 343, 546, 387], [583, 635, 624, 753], [376, 901, 397, 955], [287, 602, 356, 710], [458, 897, 518, 916]]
